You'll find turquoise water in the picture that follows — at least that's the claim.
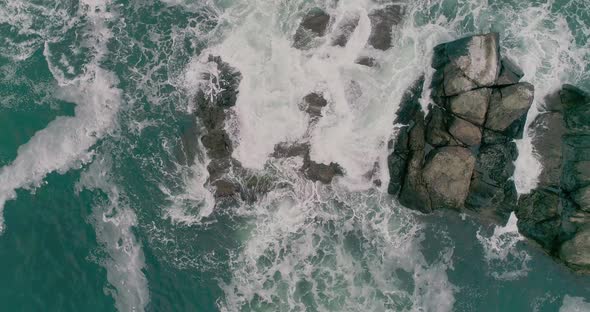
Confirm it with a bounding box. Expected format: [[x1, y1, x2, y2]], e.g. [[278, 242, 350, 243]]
[[1, 0, 590, 311]]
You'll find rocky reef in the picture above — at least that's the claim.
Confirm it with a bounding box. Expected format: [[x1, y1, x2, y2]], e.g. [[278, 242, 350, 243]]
[[388, 33, 590, 272]]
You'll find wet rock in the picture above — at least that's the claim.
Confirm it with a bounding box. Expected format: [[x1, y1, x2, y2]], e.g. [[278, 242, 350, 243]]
[[331, 13, 360, 47], [197, 55, 242, 110], [368, 5, 403, 50], [425, 105, 458, 147], [485, 82, 534, 133], [447, 88, 491, 126], [448, 117, 482, 146], [562, 135, 590, 192], [481, 129, 511, 145], [432, 33, 500, 95], [394, 76, 424, 125], [355, 56, 376, 67], [560, 228, 590, 271], [530, 111, 567, 188], [422, 146, 476, 210], [496, 57, 524, 86], [272, 141, 310, 158], [516, 189, 562, 251], [302, 92, 328, 117], [201, 129, 233, 159], [213, 179, 239, 198], [562, 85, 590, 133], [573, 186, 590, 212], [387, 127, 409, 195], [303, 161, 343, 184], [293, 8, 331, 49]]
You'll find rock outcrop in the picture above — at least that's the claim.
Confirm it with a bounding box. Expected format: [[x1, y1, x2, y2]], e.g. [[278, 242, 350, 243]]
[[389, 33, 533, 221], [293, 9, 331, 50], [517, 85, 590, 271], [389, 33, 590, 272], [368, 5, 403, 50]]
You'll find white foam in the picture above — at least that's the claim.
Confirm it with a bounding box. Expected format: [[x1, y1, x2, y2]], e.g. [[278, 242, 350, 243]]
[[560, 295, 590, 312], [77, 157, 150, 312], [476, 212, 531, 280]]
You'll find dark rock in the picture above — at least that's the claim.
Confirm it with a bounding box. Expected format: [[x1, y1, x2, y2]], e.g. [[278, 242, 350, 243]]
[[425, 105, 458, 147], [562, 135, 590, 192], [387, 127, 410, 195], [394, 76, 424, 125], [272, 142, 310, 158], [562, 85, 590, 133], [197, 55, 242, 110], [201, 129, 233, 159], [560, 228, 590, 271], [530, 112, 567, 188], [572, 186, 590, 212], [355, 56, 376, 67], [496, 57, 524, 86], [447, 88, 491, 126], [448, 117, 482, 146], [516, 189, 562, 251], [331, 13, 360, 47], [302, 93, 328, 117], [433, 33, 500, 95], [213, 179, 239, 198], [303, 161, 343, 184], [293, 8, 331, 49], [422, 146, 476, 210], [481, 129, 510, 145], [485, 82, 534, 132], [368, 5, 403, 50]]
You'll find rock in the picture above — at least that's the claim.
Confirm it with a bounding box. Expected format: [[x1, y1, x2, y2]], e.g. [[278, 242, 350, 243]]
[[368, 5, 403, 50], [303, 161, 343, 184], [496, 57, 524, 86], [432, 33, 500, 95], [447, 88, 491, 126], [293, 8, 331, 49], [562, 84, 590, 133], [422, 146, 476, 210], [331, 13, 360, 47], [355, 56, 376, 67], [387, 127, 410, 195], [516, 189, 562, 251], [560, 228, 590, 271], [573, 186, 590, 212], [530, 112, 567, 188], [201, 129, 233, 159], [213, 179, 239, 198], [302, 93, 328, 117], [481, 129, 510, 145], [198, 55, 242, 109], [272, 142, 310, 158], [562, 135, 590, 192], [425, 105, 458, 147], [485, 82, 534, 133], [394, 76, 424, 125], [448, 117, 482, 146]]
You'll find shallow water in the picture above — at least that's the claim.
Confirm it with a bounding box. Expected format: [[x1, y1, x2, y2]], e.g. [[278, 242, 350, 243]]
[[0, 0, 590, 311]]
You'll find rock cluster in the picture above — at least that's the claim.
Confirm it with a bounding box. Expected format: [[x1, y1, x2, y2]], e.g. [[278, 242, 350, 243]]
[[518, 85, 590, 271], [389, 33, 533, 220]]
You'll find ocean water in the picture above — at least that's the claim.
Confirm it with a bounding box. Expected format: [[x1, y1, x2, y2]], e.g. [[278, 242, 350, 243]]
[[1, 0, 590, 311]]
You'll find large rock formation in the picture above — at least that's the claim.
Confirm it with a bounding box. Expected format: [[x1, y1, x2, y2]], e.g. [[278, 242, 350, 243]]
[[389, 33, 590, 272], [389, 33, 533, 221], [517, 85, 590, 271]]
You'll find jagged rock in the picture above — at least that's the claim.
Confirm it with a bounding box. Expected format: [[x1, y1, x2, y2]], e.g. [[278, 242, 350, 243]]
[[293, 8, 331, 49], [213, 179, 239, 198], [466, 143, 518, 221], [562, 135, 590, 192], [422, 146, 476, 210], [395, 76, 424, 124], [516, 189, 562, 251], [387, 127, 409, 195], [448, 117, 482, 146], [481, 129, 511, 145], [331, 13, 360, 47], [496, 57, 524, 86], [368, 5, 403, 50], [485, 82, 534, 133], [302, 92, 328, 117], [432, 33, 500, 95], [303, 161, 343, 184], [356, 56, 376, 67], [201, 129, 233, 159], [425, 105, 458, 147], [530, 111, 566, 188], [447, 88, 491, 126], [272, 141, 310, 158], [560, 228, 590, 271]]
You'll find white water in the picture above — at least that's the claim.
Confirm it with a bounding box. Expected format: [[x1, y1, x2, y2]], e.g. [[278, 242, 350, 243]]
[[560, 295, 590, 312], [77, 157, 150, 312]]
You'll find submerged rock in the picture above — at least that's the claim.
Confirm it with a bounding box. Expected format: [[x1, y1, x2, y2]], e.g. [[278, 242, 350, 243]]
[[331, 13, 360, 47], [355, 56, 377, 67], [368, 5, 403, 50], [293, 8, 331, 49], [302, 92, 328, 118]]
